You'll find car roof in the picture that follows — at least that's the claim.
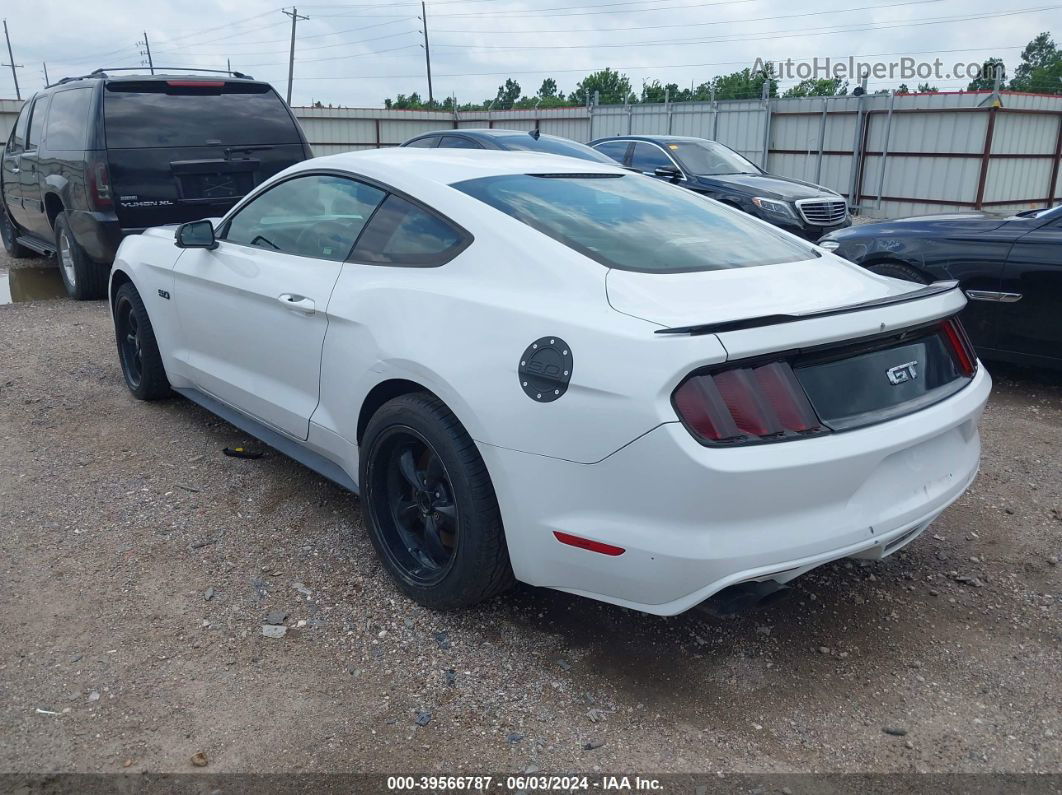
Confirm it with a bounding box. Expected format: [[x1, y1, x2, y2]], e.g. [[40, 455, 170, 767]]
[[593, 135, 708, 144], [48, 71, 262, 89], [299, 148, 625, 187], [411, 128, 572, 141]]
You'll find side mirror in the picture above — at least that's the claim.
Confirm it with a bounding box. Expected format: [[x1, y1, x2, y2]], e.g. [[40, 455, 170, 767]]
[[175, 220, 217, 250], [654, 166, 682, 180]]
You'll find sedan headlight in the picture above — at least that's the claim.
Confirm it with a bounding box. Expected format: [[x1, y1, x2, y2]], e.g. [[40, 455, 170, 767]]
[[819, 240, 840, 251], [751, 196, 797, 219]]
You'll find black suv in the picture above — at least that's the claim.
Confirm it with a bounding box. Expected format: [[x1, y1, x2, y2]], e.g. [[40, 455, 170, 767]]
[[1, 70, 312, 299], [589, 135, 850, 240]]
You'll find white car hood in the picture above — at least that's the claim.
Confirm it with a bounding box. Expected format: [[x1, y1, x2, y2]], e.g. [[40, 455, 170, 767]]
[[605, 255, 914, 330]]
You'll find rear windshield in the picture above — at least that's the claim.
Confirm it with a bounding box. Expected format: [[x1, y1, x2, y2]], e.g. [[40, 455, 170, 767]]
[[104, 81, 300, 148], [454, 173, 817, 273], [495, 134, 616, 163]]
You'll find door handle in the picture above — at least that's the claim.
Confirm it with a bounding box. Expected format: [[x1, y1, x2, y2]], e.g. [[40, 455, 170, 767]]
[[278, 293, 315, 314]]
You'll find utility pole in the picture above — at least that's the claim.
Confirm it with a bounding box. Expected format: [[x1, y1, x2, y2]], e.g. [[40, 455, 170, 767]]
[[420, 1, 433, 105], [138, 31, 154, 74], [227, 57, 231, 76], [282, 7, 308, 106], [2, 19, 22, 100], [42, 61, 48, 86]]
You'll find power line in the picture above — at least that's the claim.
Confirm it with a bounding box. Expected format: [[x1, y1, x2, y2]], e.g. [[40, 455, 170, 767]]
[[287, 43, 1030, 80], [428, 4, 1062, 50], [431, 0, 952, 35], [149, 29, 416, 59]]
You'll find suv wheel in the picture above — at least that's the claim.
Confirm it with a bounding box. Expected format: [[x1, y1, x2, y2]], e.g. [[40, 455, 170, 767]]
[[55, 212, 108, 300], [360, 393, 514, 610], [113, 283, 172, 400], [0, 209, 35, 259]]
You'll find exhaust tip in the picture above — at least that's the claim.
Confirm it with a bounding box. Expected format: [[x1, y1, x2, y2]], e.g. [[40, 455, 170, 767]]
[[696, 579, 791, 618]]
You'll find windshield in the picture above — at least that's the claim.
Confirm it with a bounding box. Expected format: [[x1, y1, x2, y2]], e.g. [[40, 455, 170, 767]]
[[496, 134, 616, 164], [454, 173, 817, 273], [668, 140, 761, 176]]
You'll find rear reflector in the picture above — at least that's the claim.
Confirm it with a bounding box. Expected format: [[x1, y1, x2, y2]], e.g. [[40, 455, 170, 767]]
[[942, 316, 977, 377], [673, 361, 825, 445], [553, 531, 625, 556]]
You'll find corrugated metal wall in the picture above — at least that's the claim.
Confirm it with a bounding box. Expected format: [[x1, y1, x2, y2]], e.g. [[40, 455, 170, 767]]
[[1, 91, 1059, 218]]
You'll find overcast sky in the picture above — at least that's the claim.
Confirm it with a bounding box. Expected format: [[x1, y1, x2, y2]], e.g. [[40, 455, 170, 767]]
[[2, 0, 1059, 106]]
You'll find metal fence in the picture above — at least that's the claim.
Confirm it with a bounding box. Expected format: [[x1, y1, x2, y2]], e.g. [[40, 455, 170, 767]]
[[3, 90, 1060, 219]]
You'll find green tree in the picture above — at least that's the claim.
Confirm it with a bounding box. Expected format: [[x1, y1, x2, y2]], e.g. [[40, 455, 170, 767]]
[[571, 68, 633, 105], [916, 82, 939, 93], [967, 57, 1006, 91], [1025, 59, 1062, 93], [782, 78, 848, 97], [711, 64, 778, 100], [1010, 32, 1059, 90], [493, 79, 522, 110], [640, 80, 687, 103], [896, 83, 911, 95], [537, 78, 559, 100]]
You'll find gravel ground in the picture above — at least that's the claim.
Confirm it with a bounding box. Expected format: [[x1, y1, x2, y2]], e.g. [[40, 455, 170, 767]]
[[0, 255, 1059, 776]]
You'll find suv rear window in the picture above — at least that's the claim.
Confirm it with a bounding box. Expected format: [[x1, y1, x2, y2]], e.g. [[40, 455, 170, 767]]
[[104, 81, 300, 148], [455, 173, 818, 273], [45, 87, 93, 150]]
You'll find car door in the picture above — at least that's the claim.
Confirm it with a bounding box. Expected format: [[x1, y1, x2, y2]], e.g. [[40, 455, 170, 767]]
[[591, 140, 633, 167], [16, 95, 51, 239], [991, 211, 1062, 364], [629, 142, 684, 181], [2, 103, 30, 225], [172, 172, 386, 439]]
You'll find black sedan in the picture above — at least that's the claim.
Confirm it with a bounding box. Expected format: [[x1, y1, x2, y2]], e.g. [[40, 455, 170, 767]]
[[401, 128, 617, 164], [819, 205, 1062, 370], [588, 135, 850, 240]]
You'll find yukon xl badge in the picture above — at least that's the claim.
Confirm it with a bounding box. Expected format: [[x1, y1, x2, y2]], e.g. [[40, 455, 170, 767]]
[[886, 360, 918, 385]]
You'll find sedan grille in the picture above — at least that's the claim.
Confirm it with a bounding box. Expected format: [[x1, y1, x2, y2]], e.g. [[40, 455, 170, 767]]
[[796, 198, 848, 226]]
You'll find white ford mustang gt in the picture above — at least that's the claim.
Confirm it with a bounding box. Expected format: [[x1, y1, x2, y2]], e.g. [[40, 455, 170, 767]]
[[108, 149, 990, 616]]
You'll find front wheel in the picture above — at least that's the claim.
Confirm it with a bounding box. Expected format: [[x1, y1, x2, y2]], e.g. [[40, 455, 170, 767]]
[[113, 283, 172, 401], [359, 393, 514, 610]]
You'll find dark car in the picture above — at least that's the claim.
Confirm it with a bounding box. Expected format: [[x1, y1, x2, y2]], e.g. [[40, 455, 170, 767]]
[[819, 205, 1062, 370], [1, 69, 312, 299], [588, 135, 850, 240], [401, 128, 618, 164]]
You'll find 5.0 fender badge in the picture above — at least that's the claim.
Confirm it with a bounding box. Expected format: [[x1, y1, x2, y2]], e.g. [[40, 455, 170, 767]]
[[518, 337, 572, 403]]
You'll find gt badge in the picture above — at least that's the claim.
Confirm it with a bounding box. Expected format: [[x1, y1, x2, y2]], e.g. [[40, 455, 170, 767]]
[[886, 360, 918, 385]]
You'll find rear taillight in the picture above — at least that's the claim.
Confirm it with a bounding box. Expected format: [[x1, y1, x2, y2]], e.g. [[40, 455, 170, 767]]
[[673, 361, 827, 446], [942, 316, 977, 377], [88, 159, 112, 210]]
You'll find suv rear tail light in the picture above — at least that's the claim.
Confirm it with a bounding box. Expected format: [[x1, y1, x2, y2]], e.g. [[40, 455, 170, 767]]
[[673, 361, 827, 446], [941, 316, 977, 377], [88, 159, 113, 210]]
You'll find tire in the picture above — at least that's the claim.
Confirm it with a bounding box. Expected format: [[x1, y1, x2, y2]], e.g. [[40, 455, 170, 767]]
[[0, 208, 35, 259], [359, 392, 514, 610], [867, 261, 930, 285], [54, 212, 108, 300], [113, 283, 172, 401]]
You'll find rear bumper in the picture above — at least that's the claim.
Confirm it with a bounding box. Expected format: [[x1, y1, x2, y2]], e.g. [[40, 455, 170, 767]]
[[480, 365, 990, 615]]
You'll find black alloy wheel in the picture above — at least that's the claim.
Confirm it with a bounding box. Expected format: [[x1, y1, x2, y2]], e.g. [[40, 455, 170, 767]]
[[115, 293, 144, 390], [376, 427, 459, 586]]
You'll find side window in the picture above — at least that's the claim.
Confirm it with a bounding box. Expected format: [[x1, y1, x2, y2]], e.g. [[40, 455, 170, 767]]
[[404, 136, 438, 148], [593, 140, 631, 164], [439, 135, 484, 150], [26, 97, 49, 150], [630, 142, 674, 174], [8, 104, 30, 153], [44, 88, 93, 150], [222, 174, 386, 262], [352, 194, 467, 267]]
